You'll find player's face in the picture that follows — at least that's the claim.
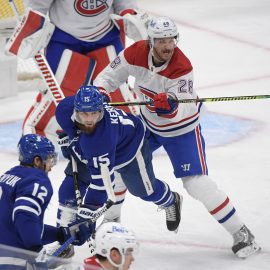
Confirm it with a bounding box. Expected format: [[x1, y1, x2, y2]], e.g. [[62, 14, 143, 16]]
[[76, 111, 102, 133], [34, 154, 57, 174], [44, 154, 58, 173], [153, 37, 176, 63], [122, 253, 135, 270], [112, 248, 135, 270]]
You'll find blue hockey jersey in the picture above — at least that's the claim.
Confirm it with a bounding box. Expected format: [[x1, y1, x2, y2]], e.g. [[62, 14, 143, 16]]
[[55, 96, 145, 204], [0, 166, 53, 250]]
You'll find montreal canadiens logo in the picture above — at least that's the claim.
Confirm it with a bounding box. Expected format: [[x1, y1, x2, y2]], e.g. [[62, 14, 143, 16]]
[[139, 87, 156, 112], [74, 0, 109, 17]]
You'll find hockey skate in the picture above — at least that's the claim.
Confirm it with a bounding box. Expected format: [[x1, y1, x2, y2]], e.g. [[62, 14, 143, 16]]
[[162, 192, 183, 232], [232, 225, 261, 258]]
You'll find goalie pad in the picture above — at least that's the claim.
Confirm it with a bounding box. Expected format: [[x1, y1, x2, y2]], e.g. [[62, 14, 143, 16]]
[[5, 8, 55, 59], [23, 45, 138, 144], [111, 10, 150, 42]]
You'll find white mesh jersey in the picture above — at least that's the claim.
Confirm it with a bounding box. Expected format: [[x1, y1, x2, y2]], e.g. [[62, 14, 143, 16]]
[[95, 40, 206, 137], [27, 0, 138, 41]]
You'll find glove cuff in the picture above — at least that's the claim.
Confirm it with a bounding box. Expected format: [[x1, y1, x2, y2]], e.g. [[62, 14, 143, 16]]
[[99, 87, 112, 103], [120, 9, 137, 16]]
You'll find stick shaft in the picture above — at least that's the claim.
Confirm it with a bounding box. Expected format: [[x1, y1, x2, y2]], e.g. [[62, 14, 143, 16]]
[[109, 94, 270, 107], [71, 156, 82, 207]]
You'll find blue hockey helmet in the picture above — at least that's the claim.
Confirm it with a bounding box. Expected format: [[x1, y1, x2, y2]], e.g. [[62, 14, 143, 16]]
[[18, 134, 57, 165], [74, 85, 104, 112]]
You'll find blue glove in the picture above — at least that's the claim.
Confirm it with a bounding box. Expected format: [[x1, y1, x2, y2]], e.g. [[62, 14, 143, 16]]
[[56, 130, 71, 159], [153, 92, 178, 115], [58, 221, 94, 246]]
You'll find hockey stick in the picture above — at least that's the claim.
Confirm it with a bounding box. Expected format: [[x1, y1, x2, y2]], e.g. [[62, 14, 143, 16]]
[[108, 94, 270, 107], [51, 201, 115, 257], [71, 156, 82, 207], [8, 0, 65, 134], [52, 164, 116, 257]]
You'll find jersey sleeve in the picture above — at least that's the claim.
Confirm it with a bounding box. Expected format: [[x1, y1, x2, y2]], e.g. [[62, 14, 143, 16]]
[[94, 49, 132, 93], [13, 171, 53, 249], [27, 0, 54, 15], [14, 173, 52, 219]]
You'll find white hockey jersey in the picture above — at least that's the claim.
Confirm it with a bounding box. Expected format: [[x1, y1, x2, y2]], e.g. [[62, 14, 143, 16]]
[[27, 0, 138, 41], [94, 40, 206, 137]]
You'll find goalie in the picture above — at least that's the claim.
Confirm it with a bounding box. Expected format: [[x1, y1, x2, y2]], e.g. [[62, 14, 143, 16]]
[[6, 0, 150, 142], [5, 0, 151, 258]]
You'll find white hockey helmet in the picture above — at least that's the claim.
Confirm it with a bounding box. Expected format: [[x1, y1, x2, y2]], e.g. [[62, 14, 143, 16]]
[[147, 16, 179, 48], [94, 222, 138, 267]]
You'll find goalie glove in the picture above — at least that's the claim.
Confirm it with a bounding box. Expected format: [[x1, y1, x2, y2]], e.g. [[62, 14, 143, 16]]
[[111, 9, 150, 42], [5, 8, 55, 59]]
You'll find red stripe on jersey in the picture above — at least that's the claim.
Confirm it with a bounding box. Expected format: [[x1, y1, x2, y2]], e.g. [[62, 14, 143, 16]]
[[195, 126, 207, 174], [210, 197, 230, 215]]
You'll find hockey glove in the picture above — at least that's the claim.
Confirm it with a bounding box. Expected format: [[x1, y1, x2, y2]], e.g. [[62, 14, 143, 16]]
[[153, 92, 178, 116], [77, 203, 102, 221], [56, 130, 71, 159], [98, 87, 112, 103], [118, 9, 150, 41], [58, 222, 93, 246]]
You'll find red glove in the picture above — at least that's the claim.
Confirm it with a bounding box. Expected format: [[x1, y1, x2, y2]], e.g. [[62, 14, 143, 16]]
[[153, 93, 171, 110]]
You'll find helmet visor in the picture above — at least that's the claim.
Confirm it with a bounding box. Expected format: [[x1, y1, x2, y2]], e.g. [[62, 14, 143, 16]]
[[44, 152, 58, 166]]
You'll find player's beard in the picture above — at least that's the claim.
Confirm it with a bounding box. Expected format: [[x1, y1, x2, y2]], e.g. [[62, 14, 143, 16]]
[[75, 121, 97, 134]]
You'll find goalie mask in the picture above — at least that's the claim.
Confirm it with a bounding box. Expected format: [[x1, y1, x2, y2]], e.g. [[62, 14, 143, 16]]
[[18, 134, 57, 166], [94, 222, 138, 268]]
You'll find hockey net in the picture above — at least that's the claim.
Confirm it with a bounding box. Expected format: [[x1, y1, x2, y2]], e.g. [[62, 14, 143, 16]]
[[0, 0, 41, 81]]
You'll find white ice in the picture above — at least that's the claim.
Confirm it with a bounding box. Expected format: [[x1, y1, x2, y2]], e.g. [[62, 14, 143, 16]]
[[0, 0, 270, 269]]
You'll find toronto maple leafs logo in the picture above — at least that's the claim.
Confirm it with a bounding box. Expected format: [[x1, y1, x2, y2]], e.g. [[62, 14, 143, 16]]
[[74, 0, 109, 17]]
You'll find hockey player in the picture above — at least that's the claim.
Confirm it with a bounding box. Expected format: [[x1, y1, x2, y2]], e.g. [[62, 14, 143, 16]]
[[84, 222, 138, 270], [55, 86, 182, 234], [7, 0, 150, 140], [0, 134, 93, 269], [5, 0, 150, 245], [93, 17, 261, 258]]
